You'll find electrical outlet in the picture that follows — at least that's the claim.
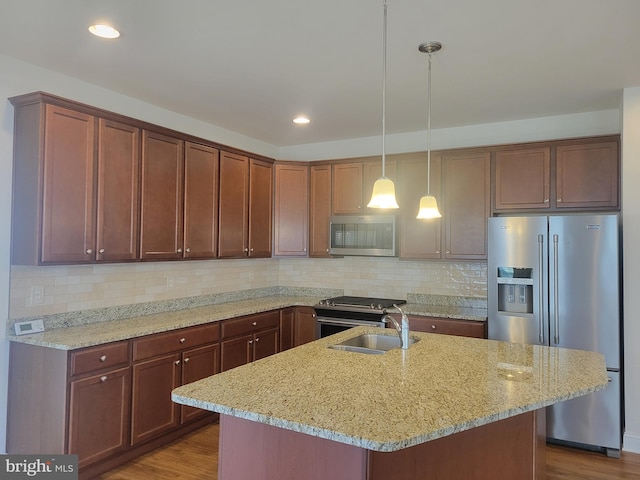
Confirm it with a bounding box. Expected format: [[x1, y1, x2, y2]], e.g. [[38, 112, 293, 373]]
[[166, 277, 175, 290], [30, 286, 44, 305]]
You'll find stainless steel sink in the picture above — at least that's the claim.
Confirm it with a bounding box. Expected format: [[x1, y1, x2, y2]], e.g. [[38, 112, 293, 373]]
[[328, 333, 419, 354]]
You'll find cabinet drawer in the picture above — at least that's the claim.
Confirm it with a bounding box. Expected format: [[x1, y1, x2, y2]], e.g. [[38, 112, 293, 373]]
[[221, 311, 280, 340], [407, 316, 487, 339], [70, 341, 130, 377], [133, 323, 220, 362]]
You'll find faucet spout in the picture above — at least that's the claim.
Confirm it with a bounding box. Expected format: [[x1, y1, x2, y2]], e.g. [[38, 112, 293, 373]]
[[383, 304, 410, 350]]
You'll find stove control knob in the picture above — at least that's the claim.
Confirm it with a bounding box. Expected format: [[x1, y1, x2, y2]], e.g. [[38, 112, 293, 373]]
[[376, 303, 383, 310]]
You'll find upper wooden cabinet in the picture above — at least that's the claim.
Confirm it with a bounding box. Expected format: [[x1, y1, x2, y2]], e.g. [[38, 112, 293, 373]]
[[219, 152, 273, 258], [332, 162, 363, 214], [443, 151, 490, 260], [10, 97, 141, 265], [309, 164, 332, 257], [397, 153, 442, 259], [183, 142, 219, 259], [495, 147, 551, 210], [274, 163, 309, 256], [556, 141, 619, 209], [494, 137, 619, 212], [133, 135, 220, 261], [140, 130, 185, 260]]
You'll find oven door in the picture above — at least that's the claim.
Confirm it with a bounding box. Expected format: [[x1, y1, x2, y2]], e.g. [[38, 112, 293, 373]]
[[316, 316, 385, 339]]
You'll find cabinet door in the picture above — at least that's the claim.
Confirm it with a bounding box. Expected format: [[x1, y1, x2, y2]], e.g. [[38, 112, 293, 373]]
[[294, 307, 317, 347], [248, 158, 273, 257], [131, 353, 181, 445], [274, 163, 308, 256], [140, 130, 185, 260], [68, 367, 131, 468], [96, 119, 140, 262], [253, 327, 279, 361], [184, 142, 219, 259], [41, 105, 96, 263], [444, 152, 490, 260], [556, 141, 619, 208], [180, 344, 219, 424], [309, 165, 332, 257], [363, 159, 397, 213], [221, 335, 253, 372], [218, 151, 249, 258], [279, 308, 295, 352], [398, 154, 442, 259], [495, 147, 550, 210], [332, 162, 363, 214]]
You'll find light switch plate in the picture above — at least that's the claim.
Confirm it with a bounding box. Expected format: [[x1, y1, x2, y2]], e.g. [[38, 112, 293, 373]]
[[14, 319, 45, 336]]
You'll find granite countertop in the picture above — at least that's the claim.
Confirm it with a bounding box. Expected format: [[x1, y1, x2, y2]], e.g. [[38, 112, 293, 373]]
[[7, 295, 323, 350], [172, 326, 608, 452], [7, 291, 487, 350]]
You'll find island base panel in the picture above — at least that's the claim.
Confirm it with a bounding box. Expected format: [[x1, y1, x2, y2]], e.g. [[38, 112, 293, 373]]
[[218, 411, 545, 480]]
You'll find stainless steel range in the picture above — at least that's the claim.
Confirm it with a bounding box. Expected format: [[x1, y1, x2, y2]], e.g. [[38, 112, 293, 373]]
[[315, 296, 407, 338]]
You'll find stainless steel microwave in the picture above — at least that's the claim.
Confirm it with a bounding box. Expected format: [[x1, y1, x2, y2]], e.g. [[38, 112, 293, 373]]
[[329, 215, 397, 257]]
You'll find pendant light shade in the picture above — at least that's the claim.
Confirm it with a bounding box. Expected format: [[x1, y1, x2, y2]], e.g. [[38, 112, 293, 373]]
[[416, 41, 442, 219], [368, 0, 399, 210]]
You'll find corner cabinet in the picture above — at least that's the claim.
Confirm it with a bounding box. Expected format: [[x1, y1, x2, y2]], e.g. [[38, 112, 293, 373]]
[[218, 152, 273, 258]]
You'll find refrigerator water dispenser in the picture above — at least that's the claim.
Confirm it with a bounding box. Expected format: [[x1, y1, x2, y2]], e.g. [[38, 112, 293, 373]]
[[497, 267, 533, 314]]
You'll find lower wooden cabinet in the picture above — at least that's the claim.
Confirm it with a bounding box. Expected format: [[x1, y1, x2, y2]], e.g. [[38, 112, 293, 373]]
[[68, 366, 131, 469], [407, 315, 487, 338], [221, 311, 280, 371], [280, 306, 318, 351]]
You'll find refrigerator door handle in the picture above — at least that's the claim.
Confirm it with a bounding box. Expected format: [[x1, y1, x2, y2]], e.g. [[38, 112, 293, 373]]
[[553, 233, 560, 344], [538, 234, 545, 344]]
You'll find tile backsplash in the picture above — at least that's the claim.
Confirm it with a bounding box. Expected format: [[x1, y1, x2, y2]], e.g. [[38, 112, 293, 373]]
[[10, 257, 487, 319]]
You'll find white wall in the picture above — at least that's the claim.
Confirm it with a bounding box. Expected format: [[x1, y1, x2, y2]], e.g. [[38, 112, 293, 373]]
[[622, 87, 640, 452], [0, 52, 636, 453]]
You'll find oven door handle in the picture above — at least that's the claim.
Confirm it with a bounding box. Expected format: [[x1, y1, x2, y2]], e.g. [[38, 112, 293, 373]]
[[316, 317, 384, 328]]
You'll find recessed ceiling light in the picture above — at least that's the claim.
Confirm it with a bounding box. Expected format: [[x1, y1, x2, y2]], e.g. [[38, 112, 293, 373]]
[[293, 116, 310, 125], [88, 24, 121, 39]]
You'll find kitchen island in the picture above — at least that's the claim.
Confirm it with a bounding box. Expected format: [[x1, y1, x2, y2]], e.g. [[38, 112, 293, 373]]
[[172, 326, 608, 480]]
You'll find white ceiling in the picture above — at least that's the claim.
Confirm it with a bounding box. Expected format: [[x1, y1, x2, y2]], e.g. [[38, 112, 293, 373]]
[[1, 0, 639, 147]]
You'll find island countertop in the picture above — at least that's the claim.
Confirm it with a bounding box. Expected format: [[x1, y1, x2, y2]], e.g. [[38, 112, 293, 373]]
[[172, 326, 608, 452]]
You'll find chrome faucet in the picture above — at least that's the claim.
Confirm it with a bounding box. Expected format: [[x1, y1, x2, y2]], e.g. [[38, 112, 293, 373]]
[[382, 304, 410, 349]]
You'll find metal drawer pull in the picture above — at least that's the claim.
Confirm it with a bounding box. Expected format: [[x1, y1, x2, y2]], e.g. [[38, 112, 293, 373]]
[[179, 338, 186, 343], [252, 321, 257, 326], [100, 376, 108, 382], [99, 355, 107, 362], [431, 325, 437, 330], [86, 249, 92, 254], [175, 360, 181, 365], [98, 248, 105, 254]]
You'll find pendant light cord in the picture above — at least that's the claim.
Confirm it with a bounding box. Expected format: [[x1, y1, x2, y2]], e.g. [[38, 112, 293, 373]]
[[381, 0, 388, 178], [427, 50, 432, 196]]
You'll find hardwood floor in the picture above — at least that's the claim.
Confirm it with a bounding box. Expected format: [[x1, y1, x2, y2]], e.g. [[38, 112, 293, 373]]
[[96, 423, 640, 480]]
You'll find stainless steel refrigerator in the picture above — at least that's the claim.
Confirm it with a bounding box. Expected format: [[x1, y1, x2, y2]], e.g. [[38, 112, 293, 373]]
[[488, 214, 622, 456]]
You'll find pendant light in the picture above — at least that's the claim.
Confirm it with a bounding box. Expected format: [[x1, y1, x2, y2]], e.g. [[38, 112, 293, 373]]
[[416, 41, 442, 219], [367, 0, 399, 209]]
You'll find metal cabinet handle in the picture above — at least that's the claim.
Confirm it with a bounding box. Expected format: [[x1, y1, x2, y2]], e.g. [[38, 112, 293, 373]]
[[86, 249, 93, 254], [250, 248, 254, 252], [431, 324, 437, 330], [557, 198, 562, 203], [99, 355, 107, 362], [244, 248, 249, 253], [538, 234, 545, 344], [177, 248, 183, 253], [445, 251, 450, 254], [100, 375, 108, 382], [98, 248, 105, 254], [248, 340, 253, 344], [179, 338, 186, 343], [184, 357, 189, 363], [255, 337, 260, 342], [185, 247, 190, 253], [175, 360, 181, 365], [553, 233, 560, 344], [544, 198, 549, 203], [252, 321, 257, 326]]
